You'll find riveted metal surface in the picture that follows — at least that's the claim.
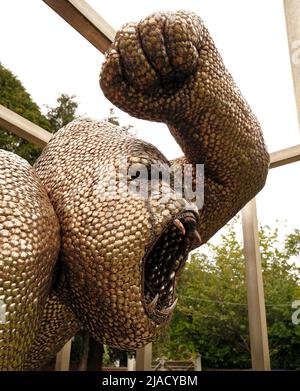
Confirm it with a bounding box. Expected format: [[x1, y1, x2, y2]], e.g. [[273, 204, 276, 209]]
[[0, 150, 60, 370]]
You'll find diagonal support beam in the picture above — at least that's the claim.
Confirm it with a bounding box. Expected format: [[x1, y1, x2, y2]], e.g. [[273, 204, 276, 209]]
[[43, 0, 115, 53], [0, 104, 52, 147], [269, 144, 300, 168]]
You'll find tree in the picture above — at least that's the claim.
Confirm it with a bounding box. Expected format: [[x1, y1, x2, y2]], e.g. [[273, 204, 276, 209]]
[[153, 218, 300, 369], [0, 63, 50, 164], [46, 94, 78, 133]]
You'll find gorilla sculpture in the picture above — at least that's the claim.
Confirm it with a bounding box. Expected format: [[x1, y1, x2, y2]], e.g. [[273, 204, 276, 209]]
[[0, 11, 269, 370]]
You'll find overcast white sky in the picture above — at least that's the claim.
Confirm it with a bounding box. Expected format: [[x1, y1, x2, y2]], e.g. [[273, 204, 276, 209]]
[[0, 0, 299, 239]]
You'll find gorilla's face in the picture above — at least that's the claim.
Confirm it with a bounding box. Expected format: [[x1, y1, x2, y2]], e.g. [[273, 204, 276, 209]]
[[35, 120, 201, 349]]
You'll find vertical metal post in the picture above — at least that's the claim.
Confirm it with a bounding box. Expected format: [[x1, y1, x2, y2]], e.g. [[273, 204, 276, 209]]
[[135, 343, 152, 371], [284, 0, 300, 130], [242, 199, 270, 370], [55, 339, 72, 371], [127, 355, 136, 371], [194, 354, 202, 371], [78, 332, 89, 371]]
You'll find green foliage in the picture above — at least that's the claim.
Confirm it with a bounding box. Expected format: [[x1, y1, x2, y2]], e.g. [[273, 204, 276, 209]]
[[46, 94, 78, 133], [153, 218, 300, 369], [0, 63, 50, 164]]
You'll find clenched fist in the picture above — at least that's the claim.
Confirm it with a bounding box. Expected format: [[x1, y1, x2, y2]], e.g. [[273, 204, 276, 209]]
[[100, 11, 225, 124]]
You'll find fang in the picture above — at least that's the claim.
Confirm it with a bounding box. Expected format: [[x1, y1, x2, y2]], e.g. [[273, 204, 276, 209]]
[[174, 219, 186, 236], [147, 293, 159, 313], [158, 298, 178, 315]]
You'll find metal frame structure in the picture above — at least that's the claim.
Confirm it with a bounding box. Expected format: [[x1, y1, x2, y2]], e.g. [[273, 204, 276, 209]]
[[0, 0, 299, 371]]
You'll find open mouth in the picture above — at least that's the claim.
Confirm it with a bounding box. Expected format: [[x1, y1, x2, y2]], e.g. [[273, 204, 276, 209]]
[[142, 211, 201, 324]]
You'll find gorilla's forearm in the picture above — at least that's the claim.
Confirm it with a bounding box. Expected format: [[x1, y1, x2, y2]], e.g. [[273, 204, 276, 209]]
[[167, 23, 269, 241]]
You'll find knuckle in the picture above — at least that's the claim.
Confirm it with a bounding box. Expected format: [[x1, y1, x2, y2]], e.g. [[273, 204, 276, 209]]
[[117, 27, 159, 90]]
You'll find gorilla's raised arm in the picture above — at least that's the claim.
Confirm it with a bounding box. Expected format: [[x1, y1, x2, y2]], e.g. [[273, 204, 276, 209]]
[[100, 11, 269, 243]]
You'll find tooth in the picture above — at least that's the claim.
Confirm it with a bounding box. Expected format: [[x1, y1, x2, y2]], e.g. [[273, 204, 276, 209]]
[[174, 219, 186, 236], [169, 298, 178, 311], [160, 283, 167, 293], [192, 229, 202, 245], [158, 298, 178, 316], [147, 293, 159, 313], [169, 271, 175, 280]]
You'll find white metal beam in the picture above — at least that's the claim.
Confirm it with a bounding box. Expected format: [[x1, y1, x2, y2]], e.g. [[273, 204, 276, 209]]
[[43, 0, 115, 54], [0, 104, 52, 147], [55, 339, 72, 371], [242, 199, 271, 370], [269, 144, 300, 168], [284, 0, 300, 130], [136, 344, 152, 371]]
